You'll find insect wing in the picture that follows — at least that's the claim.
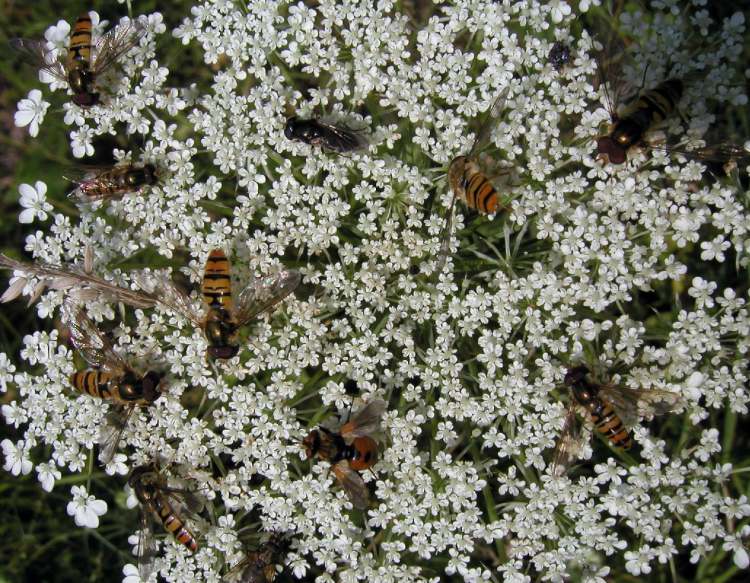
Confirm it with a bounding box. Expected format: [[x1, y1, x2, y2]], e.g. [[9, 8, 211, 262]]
[[435, 193, 457, 274], [133, 272, 204, 327], [550, 406, 582, 477], [63, 303, 129, 374], [467, 88, 508, 157], [91, 20, 145, 75], [340, 398, 387, 439], [10, 38, 68, 83], [333, 462, 369, 510], [0, 254, 158, 309], [599, 385, 682, 427], [233, 270, 301, 327], [137, 506, 159, 582], [98, 405, 134, 464], [318, 120, 368, 153]]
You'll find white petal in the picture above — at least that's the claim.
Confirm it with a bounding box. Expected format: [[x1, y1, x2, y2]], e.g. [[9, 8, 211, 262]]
[[18, 183, 36, 201], [734, 547, 749, 569], [14, 108, 35, 127], [34, 181, 47, 196], [90, 499, 108, 516], [28, 89, 43, 103], [18, 209, 36, 224]]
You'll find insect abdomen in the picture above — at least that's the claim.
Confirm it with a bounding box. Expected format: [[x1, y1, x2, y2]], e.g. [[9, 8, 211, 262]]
[[464, 164, 500, 214], [153, 494, 198, 553], [68, 13, 93, 65], [587, 400, 632, 450], [614, 79, 683, 148], [202, 249, 233, 311], [71, 370, 113, 400]]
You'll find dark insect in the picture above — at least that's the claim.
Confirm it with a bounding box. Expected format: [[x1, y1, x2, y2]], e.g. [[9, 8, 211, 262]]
[[68, 163, 158, 202], [547, 41, 571, 71], [223, 533, 291, 583], [303, 398, 387, 509], [64, 303, 163, 463], [11, 13, 144, 107], [129, 462, 203, 581], [284, 116, 368, 153], [551, 365, 682, 476]]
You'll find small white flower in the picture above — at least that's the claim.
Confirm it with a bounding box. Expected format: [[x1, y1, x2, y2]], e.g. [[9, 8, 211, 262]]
[[66, 485, 108, 528], [36, 461, 61, 492], [18, 181, 52, 224], [14, 89, 50, 137], [550, 0, 572, 23], [1, 438, 32, 476]]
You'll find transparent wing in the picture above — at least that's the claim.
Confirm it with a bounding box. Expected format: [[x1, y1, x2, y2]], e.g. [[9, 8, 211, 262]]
[[550, 406, 582, 478], [317, 120, 369, 153], [91, 20, 146, 75], [98, 405, 134, 464], [132, 272, 204, 326], [435, 194, 457, 274], [588, 2, 635, 118], [0, 254, 158, 309], [341, 398, 387, 439], [9, 38, 68, 82], [599, 385, 682, 427], [467, 88, 509, 157], [333, 462, 369, 510], [137, 507, 158, 582], [222, 554, 252, 583], [233, 270, 301, 327], [62, 303, 128, 374]]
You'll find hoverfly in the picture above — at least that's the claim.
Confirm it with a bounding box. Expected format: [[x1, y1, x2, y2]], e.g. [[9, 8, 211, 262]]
[[0, 252, 158, 309], [303, 398, 387, 510], [590, 8, 748, 170], [547, 41, 572, 71], [68, 163, 158, 203], [224, 533, 290, 583], [129, 462, 202, 581], [11, 12, 144, 107], [551, 365, 682, 476], [284, 116, 369, 153], [136, 249, 301, 360], [63, 303, 164, 463], [437, 90, 512, 271]]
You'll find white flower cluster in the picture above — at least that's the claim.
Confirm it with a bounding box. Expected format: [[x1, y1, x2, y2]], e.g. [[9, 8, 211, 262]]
[[4, 1, 750, 581]]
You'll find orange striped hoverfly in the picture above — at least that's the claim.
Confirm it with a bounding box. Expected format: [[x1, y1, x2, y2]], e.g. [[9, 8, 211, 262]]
[[11, 12, 145, 107], [63, 303, 164, 463], [437, 90, 512, 271], [68, 163, 158, 203], [551, 365, 682, 476], [135, 249, 301, 360], [303, 398, 387, 510], [223, 533, 290, 583], [129, 461, 203, 581]]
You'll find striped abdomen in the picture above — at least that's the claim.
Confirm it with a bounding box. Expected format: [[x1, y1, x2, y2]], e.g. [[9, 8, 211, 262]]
[[568, 369, 633, 451], [151, 493, 198, 553], [449, 156, 503, 214], [586, 398, 632, 450], [71, 369, 115, 400], [67, 13, 93, 67], [201, 249, 233, 312]]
